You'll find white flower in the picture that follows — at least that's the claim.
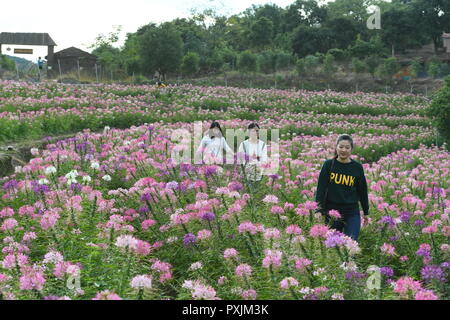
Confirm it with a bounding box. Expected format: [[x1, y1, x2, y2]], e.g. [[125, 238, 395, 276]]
[[166, 236, 178, 243], [82, 176, 92, 183], [38, 178, 49, 185], [102, 175, 112, 181], [189, 262, 203, 271], [43, 251, 64, 264], [130, 275, 152, 289], [65, 170, 79, 180], [30, 148, 39, 156], [115, 235, 138, 249], [90, 162, 100, 170], [15, 166, 22, 173], [67, 178, 77, 186], [44, 166, 57, 175]]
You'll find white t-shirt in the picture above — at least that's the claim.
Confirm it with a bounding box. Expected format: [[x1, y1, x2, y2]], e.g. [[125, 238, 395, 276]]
[[238, 139, 268, 181], [238, 139, 268, 163], [197, 135, 233, 163]]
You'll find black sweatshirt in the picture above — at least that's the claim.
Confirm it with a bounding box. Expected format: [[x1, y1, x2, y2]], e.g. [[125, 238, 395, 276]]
[[315, 158, 369, 215]]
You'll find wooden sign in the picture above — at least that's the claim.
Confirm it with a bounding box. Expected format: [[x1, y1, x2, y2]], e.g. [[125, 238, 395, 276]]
[[14, 48, 33, 54]]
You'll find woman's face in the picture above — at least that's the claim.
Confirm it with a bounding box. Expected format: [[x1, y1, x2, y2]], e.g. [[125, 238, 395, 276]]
[[336, 140, 352, 159], [212, 127, 221, 136], [249, 128, 259, 139]]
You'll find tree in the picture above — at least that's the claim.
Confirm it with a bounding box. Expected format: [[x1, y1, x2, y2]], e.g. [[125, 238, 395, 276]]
[[322, 53, 337, 74], [376, 57, 401, 82], [258, 50, 277, 74], [326, 0, 371, 23], [409, 57, 423, 78], [139, 22, 184, 79], [281, 0, 328, 33], [292, 25, 334, 57], [296, 58, 306, 75], [238, 50, 258, 73], [348, 34, 387, 59], [181, 52, 200, 76], [0, 55, 15, 72], [325, 17, 359, 50], [352, 57, 368, 74], [303, 54, 321, 73], [249, 17, 274, 49], [427, 60, 441, 79], [428, 75, 450, 146], [364, 55, 381, 78], [380, 5, 423, 56], [411, 0, 450, 53]]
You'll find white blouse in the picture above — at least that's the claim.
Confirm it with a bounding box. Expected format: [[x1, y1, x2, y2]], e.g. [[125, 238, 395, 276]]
[[238, 139, 268, 163], [197, 136, 233, 160]]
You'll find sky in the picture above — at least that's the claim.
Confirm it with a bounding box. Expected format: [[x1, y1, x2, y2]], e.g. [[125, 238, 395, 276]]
[[0, 0, 307, 62]]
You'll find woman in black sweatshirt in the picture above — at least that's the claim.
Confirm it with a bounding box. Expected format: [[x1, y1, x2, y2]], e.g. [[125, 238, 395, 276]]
[[315, 134, 369, 241]]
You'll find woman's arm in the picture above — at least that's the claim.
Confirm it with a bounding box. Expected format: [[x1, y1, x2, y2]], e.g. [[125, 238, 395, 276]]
[[195, 136, 208, 155], [315, 161, 330, 211], [357, 165, 369, 215]]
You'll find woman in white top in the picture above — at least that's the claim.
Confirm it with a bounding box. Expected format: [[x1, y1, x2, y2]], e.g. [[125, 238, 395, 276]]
[[238, 123, 268, 185], [196, 121, 234, 165]]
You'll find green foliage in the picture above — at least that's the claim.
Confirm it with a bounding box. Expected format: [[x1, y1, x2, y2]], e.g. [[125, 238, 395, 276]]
[[296, 58, 306, 76], [139, 22, 184, 79], [0, 54, 16, 72], [352, 58, 368, 74], [409, 57, 423, 79], [375, 57, 400, 82], [238, 50, 258, 73], [181, 52, 200, 76], [322, 53, 337, 74], [428, 75, 450, 146]]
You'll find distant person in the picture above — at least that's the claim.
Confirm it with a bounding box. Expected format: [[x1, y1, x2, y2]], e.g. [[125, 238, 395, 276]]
[[196, 121, 234, 165], [238, 122, 268, 189], [37, 57, 45, 70]]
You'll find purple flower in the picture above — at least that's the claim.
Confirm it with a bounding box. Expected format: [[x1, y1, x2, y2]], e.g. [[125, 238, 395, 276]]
[[166, 181, 179, 189], [180, 163, 194, 173], [421, 265, 447, 283], [380, 267, 394, 277], [32, 182, 49, 194], [183, 233, 197, 247], [139, 206, 149, 214], [440, 262, 450, 270], [324, 231, 345, 248], [414, 219, 425, 226], [400, 211, 411, 223], [228, 181, 244, 192], [416, 246, 431, 257], [269, 174, 280, 180], [380, 216, 395, 227], [3, 179, 18, 191], [389, 236, 399, 242], [203, 166, 218, 177], [140, 193, 152, 202], [70, 183, 82, 192], [201, 212, 215, 222]]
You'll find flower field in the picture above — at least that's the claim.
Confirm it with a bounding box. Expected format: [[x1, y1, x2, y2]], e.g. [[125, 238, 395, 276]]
[[0, 80, 448, 300]]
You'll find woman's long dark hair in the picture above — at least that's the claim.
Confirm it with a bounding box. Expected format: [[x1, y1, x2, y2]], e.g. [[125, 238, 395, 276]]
[[208, 121, 224, 139], [334, 134, 354, 159]]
